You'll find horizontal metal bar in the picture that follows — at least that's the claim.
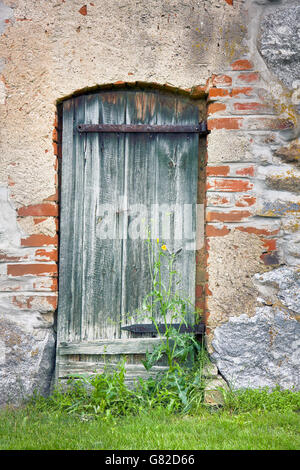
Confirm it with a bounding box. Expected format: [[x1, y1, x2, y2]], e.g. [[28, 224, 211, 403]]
[[121, 323, 205, 334], [77, 122, 207, 134]]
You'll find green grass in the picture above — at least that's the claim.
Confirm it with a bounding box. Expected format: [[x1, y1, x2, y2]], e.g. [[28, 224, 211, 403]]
[[0, 406, 299, 450], [1, 382, 299, 450]]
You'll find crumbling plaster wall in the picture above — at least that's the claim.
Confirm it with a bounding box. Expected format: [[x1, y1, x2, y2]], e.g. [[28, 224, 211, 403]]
[[0, 0, 299, 403]]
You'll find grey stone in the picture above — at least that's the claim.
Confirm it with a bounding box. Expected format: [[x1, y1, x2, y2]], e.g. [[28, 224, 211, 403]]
[[212, 308, 300, 390], [258, 5, 300, 88], [254, 267, 300, 315], [0, 318, 55, 406]]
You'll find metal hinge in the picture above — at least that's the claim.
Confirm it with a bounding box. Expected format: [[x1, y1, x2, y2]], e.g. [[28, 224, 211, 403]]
[[77, 122, 208, 134], [121, 323, 205, 335]]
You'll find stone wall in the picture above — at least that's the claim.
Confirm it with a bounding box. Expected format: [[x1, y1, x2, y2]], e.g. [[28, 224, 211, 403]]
[[206, 0, 300, 389], [0, 0, 299, 403]]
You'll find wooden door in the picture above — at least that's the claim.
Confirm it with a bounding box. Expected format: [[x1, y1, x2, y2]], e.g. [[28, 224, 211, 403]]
[[56, 89, 200, 385]]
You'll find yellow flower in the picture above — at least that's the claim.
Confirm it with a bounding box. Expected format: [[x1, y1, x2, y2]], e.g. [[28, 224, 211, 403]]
[[156, 238, 159, 243], [161, 244, 167, 251]]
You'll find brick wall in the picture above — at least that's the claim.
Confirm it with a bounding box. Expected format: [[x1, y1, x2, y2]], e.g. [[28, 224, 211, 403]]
[[204, 58, 295, 336], [3, 113, 60, 318]]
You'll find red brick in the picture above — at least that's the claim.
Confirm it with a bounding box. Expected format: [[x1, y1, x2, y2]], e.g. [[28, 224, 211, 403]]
[[53, 114, 58, 129], [262, 239, 277, 251], [207, 178, 253, 192], [207, 117, 242, 130], [237, 72, 260, 83], [206, 210, 251, 222], [206, 166, 230, 177], [235, 166, 255, 177], [33, 217, 47, 225], [7, 263, 58, 277], [21, 234, 58, 247], [225, 0, 233, 5], [52, 142, 58, 155], [12, 294, 57, 310], [52, 127, 58, 142], [45, 189, 59, 202], [234, 102, 262, 112], [195, 285, 204, 298], [35, 248, 58, 262], [50, 278, 58, 291], [203, 285, 211, 297], [208, 88, 229, 99], [207, 102, 227, 115], [44, 295, 58, 310], [207, 195, 231, 206], [233, 102, 275, 114], [235, 195, 256, 207], [18, 203, 58, 217], [230, 87, 253, 97], [206, 225, 230, 237], [230, 59, 253, 71], [211, 74, 232, 87], [236, 226, 280, 237], [53, 142, 62, 158]]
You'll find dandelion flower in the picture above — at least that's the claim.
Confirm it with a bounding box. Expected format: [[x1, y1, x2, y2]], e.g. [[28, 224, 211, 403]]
[[161, 244, 167, 251]]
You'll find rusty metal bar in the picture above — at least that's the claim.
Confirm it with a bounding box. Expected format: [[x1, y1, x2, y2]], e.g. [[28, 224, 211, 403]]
[[77, 122, 208, 134]]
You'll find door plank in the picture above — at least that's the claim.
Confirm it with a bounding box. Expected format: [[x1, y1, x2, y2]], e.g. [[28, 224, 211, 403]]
[[58, 96, 86, 344], [57, 360, 169, 382], [58, 338, 163, 355]]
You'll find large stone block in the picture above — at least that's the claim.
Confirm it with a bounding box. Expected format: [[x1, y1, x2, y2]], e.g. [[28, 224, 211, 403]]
[[212, 307, 300, 390], [254, 266, 300, 315], [258, 4, 300, 89], [0, 317, 55, 406]]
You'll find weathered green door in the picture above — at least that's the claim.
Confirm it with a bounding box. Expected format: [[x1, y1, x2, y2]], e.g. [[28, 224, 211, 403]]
[[56, 89, 200, 384]]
